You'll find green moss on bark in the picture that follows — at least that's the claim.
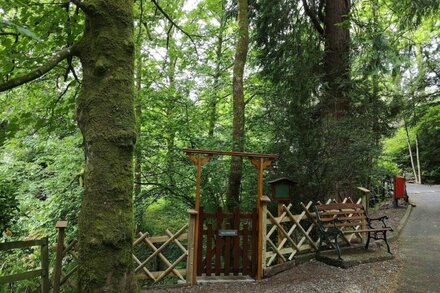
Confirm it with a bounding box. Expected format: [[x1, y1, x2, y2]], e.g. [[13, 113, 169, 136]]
[[76, 0, 137, 291]]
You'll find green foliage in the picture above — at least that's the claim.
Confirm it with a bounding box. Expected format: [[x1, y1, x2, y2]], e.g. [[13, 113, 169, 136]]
[[417, 105, 440, 182], [0, 17, 41, 40], [382, 104, 440, 183], [0, 0, 438, 289], [0, 133, 83, 240], [141, 198, 188, 234], [0, 174, 19, 235]]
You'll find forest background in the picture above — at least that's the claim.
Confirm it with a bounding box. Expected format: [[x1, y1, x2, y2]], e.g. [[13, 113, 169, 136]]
[[0, 0, 439, 291]]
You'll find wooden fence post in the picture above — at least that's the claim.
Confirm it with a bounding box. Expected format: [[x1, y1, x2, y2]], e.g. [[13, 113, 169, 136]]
[[260, 196, 270, 277], [53, 221, 68, 293], [277, 202, 284, 265], [40, 237, 50, 293], [360, 194, 368, 244], [186, 209, 198, 285]]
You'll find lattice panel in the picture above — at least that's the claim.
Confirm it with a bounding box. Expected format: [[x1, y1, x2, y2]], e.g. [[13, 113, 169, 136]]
[[133, 224, 189, 283], [54, 223, 191, 290], [264, 197, 363, 268]]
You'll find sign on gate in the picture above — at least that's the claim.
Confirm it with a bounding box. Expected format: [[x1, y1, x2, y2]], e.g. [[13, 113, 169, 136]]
[[218, 230, 238, 237]]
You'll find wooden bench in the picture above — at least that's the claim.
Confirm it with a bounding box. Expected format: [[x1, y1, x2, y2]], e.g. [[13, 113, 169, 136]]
[[314, 202, 393, 260]]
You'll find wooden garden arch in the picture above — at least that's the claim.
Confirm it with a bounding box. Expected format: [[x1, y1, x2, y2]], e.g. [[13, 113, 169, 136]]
[[183, 149, 278, 281]]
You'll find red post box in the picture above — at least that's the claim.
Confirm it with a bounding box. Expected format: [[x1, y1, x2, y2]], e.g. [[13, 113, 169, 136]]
[[394, 176, 406, 199]]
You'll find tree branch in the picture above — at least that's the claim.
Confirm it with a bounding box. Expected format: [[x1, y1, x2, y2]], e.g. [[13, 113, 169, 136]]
[[0, 32, 19, 44], [244, 93, 257, 106], [150, 0, 199, 55], [318, 0, 325, 23], [70, 0, 95, 15], [0, 32, 19, 38], [0, 46, 76, 92], [302, 0, 324, 35]]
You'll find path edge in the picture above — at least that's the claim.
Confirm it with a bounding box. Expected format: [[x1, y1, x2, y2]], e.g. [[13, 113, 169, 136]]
[[388, 204, 413, 242]]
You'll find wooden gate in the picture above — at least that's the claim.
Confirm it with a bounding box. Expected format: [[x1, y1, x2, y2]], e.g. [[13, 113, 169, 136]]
[[196, 208, 258, 278]]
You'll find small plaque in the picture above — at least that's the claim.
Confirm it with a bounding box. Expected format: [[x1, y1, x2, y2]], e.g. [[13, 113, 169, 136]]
[[218, 229, 238, 237]]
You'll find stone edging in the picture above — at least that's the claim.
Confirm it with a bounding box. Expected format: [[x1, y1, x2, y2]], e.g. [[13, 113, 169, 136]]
[[388, 204, 413, 243]]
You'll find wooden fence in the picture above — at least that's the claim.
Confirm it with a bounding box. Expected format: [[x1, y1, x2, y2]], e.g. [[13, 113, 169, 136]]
[[133, 223, 190, 283], [0, 238, 50, 293], [1, 195, 368, 291], [53, 221, 78, 292], [53, 210, 197, 291], [262, 196, 365, 274]]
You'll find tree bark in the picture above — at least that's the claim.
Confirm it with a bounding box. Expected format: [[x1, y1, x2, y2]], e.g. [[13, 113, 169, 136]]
[[320, 0, 352, 196], [323, 0, 351, 118], [76, 0, 136, 291], [0, 46, 74, 92], [227, 0, 248, 211], [415, 134, 422, 184], [403, 118, 418, 183]]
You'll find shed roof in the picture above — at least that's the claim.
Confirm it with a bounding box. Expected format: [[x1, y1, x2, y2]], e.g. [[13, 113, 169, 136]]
[[268, 177, 297, 184]]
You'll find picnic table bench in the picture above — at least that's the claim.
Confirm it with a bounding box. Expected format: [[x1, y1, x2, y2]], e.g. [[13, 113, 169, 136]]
[[314, 202, 393, 260]]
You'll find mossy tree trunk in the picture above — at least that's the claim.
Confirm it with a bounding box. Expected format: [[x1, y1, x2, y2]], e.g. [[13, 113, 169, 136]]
[[0, 0, 137, 290], [75, 0, 136, 291], [227, 0, 249, 211]]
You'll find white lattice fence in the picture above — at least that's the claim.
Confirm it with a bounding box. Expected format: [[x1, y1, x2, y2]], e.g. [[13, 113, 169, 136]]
[[263, 196, 364, 268]]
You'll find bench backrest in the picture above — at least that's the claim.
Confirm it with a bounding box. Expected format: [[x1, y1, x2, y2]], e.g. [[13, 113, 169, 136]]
[[314, 203, 367, 231]]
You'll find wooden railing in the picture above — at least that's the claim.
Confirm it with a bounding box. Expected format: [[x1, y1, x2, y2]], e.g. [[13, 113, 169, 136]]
[[0, 238, 50, 293], [261, 196, 365, 274]]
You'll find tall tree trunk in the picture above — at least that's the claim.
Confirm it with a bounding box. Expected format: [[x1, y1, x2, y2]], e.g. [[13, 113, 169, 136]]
[[413, 46, 424, 184], [227, 0, 249, 211], [302, 0, 352, 196], [321, 0, 352, 196], [323, 0, 351, 118], [76, 1, 136, 291], [415, 134, 422, 184], [403, 118, 418, 183]]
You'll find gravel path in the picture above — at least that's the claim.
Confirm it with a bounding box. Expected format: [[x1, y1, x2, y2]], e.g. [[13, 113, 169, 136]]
[[145, 253, 400, 293]]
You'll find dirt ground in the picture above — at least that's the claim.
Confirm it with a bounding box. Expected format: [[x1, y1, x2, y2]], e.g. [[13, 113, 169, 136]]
[[144, 199, 407, 293]]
